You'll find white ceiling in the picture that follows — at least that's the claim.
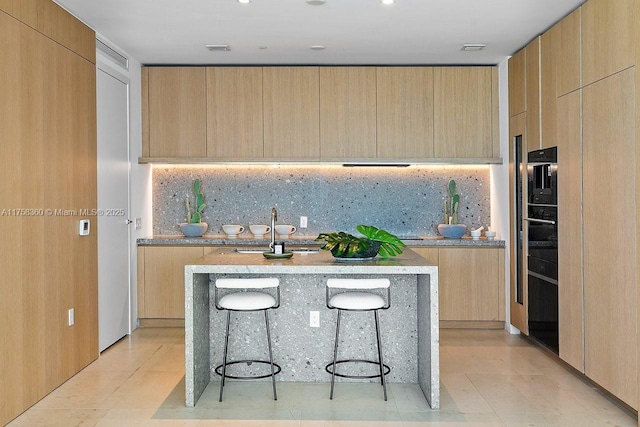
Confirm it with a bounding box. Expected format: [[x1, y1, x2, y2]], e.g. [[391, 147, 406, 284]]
[[54, 0, 585, 65]]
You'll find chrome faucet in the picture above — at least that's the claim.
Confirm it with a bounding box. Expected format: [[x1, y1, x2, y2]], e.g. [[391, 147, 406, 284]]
[[269, 207, 278, 250]]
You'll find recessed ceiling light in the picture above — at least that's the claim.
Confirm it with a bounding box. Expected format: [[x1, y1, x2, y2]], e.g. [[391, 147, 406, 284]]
[[310, 45, 326, 50], [461, 44, 486, 51], [380, 0, 395, 4], [206, 44, 231, 51], [237, 0, 250, 3], [306, 0, 326, 5]]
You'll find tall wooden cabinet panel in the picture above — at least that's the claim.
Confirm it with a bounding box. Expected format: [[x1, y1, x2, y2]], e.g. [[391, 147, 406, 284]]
[[263, 67, 320, 159], [557, 8, 581, 96], [508, 48, 526, 117], [556, 91, 584, 372], [581, 0, 635, 87], [433, 67, 493, 158], [140, 247, 205, 319], [319, 67, 377, 159], [148, 67, 207, 158], [0, 9, 97, 425], [583, 69, 637, 409], [525, 39, 541, 151], [376, 67, 434, 158], [0, 0, 95, 63], [636, 0, 640, 417], [509, 113, 528, 334], [540, 24, 559, 149], [206, 67, 264, 159]]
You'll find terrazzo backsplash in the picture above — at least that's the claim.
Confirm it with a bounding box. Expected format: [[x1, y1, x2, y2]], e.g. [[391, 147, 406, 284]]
[[152, 165, 490, 237]]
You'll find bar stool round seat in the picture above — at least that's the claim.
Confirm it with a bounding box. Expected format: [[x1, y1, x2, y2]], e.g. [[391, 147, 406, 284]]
[[325, 278, 391, 401], [328, 292, 386, 310], [218, 292, 276, 311], [214, 277, 281, 402]]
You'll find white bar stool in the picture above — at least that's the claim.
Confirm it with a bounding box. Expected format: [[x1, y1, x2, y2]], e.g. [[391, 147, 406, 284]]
[[214, 277, 281, 402], [325, 278, 391, 401]]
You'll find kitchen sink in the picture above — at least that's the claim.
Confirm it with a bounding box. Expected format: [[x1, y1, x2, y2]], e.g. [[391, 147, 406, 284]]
[[234, 247, 319, 254]]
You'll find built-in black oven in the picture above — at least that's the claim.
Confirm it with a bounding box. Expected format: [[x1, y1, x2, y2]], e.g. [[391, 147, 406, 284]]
[[526, 147, 559, 354]]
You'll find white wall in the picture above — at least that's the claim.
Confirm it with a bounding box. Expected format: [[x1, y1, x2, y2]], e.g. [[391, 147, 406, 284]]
[[127, 58, 152, 329], [491, 58, 518, 334]]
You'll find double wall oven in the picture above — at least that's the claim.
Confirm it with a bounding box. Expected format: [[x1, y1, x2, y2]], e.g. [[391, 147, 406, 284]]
[[525, 147, 558, 353]]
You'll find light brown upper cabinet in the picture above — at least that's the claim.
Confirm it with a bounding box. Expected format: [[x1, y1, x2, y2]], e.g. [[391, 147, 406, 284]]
[[557, 8, 581, 97], [583, 68, 637, 410], [433, 67, 494, 158], [319, 67, 377, 160], [141, 65, 499, 163], [147, 67, 207, 158], [525, 39, 541, 151], [263, 67, 320, 160], [581, 0, 634, 87], [508, 48, 526, 117], [376, 67, 434, 159], [206, 67, 264, 159], [540, 23, 559, 149]]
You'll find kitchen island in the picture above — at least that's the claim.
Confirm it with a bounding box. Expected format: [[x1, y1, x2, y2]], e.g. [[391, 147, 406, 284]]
[[184, 247, 439, 408]]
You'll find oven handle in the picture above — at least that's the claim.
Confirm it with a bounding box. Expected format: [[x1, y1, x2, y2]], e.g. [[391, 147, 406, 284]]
[[524, 217, 556, 225], [528, 270, 558, 286]]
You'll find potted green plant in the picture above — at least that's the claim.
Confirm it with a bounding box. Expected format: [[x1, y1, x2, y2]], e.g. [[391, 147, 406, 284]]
[[180, 178, 208, 237], [437, 179, 467, 238], [316, 225, 406, 259]]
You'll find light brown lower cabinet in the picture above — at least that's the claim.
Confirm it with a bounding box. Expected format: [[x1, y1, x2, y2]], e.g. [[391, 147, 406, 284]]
[[411, 247, 506, 327], [138, 246, 505, 329], [137, 246, 217, 323]]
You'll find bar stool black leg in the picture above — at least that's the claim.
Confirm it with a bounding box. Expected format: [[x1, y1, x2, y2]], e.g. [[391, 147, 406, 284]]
[[219, 310, 231, 402], [374, 310, 387, 401], [264, 310, 277, 400], [330, 309, 342, 400]]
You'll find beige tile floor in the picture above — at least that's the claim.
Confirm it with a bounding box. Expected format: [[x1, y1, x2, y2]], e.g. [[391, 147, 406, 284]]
[[6, 328, 637, 427]]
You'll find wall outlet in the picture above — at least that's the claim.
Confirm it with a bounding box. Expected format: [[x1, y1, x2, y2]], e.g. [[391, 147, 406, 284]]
[[135, 218, 142, 230], [310, 311, 319, 327], [300, 216, 308, 228], [68, 308, 74, 326]]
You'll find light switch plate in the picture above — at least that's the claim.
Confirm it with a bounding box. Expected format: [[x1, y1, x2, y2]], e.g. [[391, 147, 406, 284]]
[[300, 216, 308, 228], [79, 219, 90, 236], [310, 311, 319, 327], [135, 218, 142, 230]]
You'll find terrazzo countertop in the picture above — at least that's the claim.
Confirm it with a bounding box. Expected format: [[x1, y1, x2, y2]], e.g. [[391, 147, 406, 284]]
[[137, 234, 505, 247]]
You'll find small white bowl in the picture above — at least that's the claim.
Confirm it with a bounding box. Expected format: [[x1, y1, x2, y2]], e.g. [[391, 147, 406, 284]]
[[470, 230, 482, 240], [485, 231, 496, 241]]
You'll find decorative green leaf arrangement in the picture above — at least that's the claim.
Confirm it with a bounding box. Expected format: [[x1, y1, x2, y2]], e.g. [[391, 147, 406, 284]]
[[185, 178, 206, 224], [443, 179, 460, 224], [316, 224, 407, 258]]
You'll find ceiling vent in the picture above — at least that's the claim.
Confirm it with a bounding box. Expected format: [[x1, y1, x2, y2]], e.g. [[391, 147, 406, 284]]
[[96, 39, 129, 70], [206, 44, 231, 51], [461, 44, 486, 51]]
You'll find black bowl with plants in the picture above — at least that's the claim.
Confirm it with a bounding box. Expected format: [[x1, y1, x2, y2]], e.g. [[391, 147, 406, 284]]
[[315, 225, 406, 260]]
